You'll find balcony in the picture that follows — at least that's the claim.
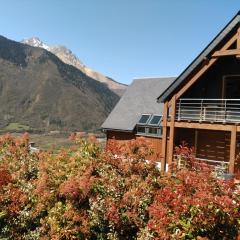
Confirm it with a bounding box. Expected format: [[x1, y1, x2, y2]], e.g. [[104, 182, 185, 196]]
[[176, 99, 240, 123]]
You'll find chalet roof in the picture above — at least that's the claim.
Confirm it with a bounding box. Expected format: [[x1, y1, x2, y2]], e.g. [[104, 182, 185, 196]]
[[101, 77, 175, 131], [157, 11, 240, 102]]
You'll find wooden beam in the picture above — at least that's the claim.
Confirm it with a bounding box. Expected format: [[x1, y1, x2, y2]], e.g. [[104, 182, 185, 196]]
[[175, 32, 237, 100], [167, 121, 236, 132], [212, 49, 240, 57], [229, 125, 237, 174], [161, 102, 168, 172], [168, 95, 176, 170], [237, 27, 240, 49], [237, 27, 240, 58], [176, 58, 217, 100]]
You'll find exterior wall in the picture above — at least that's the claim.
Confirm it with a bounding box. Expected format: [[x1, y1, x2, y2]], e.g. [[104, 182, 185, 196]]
[[196, 130, 230, 162], [182, 57, 240, 99], [106, 130, 166, 162], [135, 135, 163, 162], [106, 130, 136, 147], [175, 128, 235, 163], [175, 128, 195, 148]]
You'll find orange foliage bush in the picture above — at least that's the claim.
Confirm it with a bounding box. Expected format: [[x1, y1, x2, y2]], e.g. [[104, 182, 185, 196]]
[[0, 134, 239, 240]]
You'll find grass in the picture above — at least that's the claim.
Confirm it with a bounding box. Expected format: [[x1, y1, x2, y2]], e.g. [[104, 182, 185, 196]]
[[29, 133, 74, 151], [29, 133, 106, 151], [5, 122, 30, 131], [0, 130, 106, 152]]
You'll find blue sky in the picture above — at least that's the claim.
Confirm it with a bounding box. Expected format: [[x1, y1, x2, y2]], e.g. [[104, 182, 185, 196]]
[[0, 1, 239, 84]]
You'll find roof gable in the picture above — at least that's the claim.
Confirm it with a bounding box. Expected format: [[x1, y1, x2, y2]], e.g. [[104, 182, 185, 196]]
[[101, 77, 175, 131], [158, 11, 240, 102]]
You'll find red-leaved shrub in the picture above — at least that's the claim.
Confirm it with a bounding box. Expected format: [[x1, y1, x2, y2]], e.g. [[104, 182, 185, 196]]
[[0, 134, 239, 239]]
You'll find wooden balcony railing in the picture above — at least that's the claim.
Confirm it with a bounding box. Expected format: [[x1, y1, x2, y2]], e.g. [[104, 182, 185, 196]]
[[176, 98, 240, 123]]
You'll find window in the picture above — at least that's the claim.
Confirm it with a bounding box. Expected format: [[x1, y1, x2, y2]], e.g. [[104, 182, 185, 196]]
[[148, 127, 158, 135], [149, 115, 162, 126], [138, 114, 151, 125], [137, 126, 146, 134], [136, 113, 162, 137]]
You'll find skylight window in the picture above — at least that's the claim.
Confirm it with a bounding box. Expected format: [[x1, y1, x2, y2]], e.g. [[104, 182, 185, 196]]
[[138, 114, 151, 125], [136, 114, 162, 137], [149, 115, 162, 126]]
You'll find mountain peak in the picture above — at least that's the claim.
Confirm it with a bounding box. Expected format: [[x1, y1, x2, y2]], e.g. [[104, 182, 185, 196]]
[[22, 37, 50, 50], [22, 37, 127, 96]]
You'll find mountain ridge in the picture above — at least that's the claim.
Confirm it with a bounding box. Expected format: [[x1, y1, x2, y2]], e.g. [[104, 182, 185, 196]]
[[0, 35, 120, 131], [21, 37, 127, 96]]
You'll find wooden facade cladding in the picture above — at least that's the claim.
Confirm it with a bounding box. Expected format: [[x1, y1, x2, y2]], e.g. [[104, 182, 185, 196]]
[[135, 135, 164, 161], [164, 121, 239, 173], [196, 130, 230, 162], [106, 130, 167, 162], [106, 130, 136, 145]]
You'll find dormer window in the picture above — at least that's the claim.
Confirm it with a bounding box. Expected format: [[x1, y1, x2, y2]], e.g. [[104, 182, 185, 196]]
[[136, 114, 162, 137]]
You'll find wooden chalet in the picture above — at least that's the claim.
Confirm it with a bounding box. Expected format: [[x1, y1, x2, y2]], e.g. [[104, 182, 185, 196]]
[[158, 12, 240, 174], [102, 77, 175, 162]]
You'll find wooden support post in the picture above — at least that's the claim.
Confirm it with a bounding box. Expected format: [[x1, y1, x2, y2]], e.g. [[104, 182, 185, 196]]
[[194, 129, 198, 157], [161, 102, 168, 173], [168, 95, 176, 170], [229, 125, 237, 174]]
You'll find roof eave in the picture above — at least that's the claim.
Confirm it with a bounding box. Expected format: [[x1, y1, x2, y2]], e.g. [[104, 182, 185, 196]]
[[101, 127, 134, 133]]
